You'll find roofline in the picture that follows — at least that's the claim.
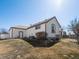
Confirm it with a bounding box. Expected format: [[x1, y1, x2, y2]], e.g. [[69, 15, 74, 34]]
[[45, 16, 61, 28], [9, 27, 27, 31], [9, 16, 61, 31], [26, 16, 55, 29], [26, 22, 46, 30], [26, 16, 61, 30], [54, 17, 61, 28]]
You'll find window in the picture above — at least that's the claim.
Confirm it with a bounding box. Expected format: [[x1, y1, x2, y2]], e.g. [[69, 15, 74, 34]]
[[35, 25, 40, 29], [51, 24, 55, 33]]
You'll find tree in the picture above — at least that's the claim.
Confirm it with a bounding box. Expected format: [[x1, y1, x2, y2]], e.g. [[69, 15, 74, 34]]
[[62, 31, 67, 38], [68, 18, 79, 44], [0, 28, 8, 34], [0, 28, 8, 39]]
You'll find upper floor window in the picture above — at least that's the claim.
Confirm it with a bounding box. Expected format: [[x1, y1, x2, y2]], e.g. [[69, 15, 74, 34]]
[[35, 25, 40, 29], [51, 24, 55, 33]]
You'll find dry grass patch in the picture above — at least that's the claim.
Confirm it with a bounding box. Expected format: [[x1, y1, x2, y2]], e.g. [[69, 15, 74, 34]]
[[0, 39, 79, 59]]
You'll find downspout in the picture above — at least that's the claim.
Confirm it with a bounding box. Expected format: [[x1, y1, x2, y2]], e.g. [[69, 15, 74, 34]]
[[12, 28, 13, 39], [45, 23, 48, 47], [0, 33, 1, 39], [45, 23, 47, 40]]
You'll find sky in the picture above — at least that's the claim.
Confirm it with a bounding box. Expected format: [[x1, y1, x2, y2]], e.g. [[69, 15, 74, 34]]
[[0, 0, 79, 31]]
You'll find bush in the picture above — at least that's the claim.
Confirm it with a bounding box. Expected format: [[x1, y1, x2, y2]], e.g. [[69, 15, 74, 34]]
[[29, 36, 36, 40], [36, 32, 47, 40]]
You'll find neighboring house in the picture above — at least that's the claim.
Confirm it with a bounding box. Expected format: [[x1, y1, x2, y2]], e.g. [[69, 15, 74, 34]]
[[69, 33, 76, 39], [9, 16, 62, 39], [0, 32, 9, 39]]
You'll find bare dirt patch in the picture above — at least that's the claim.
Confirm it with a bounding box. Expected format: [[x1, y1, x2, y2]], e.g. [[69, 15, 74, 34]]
[[0, 44, 14, 54]]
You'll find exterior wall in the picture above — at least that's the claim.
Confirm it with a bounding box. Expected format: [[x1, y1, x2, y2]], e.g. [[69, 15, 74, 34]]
[[46, 18, 61, 38], [9, 28, 13, 38], [0, 34, 9, 39], [9, 28, 27, 38], [26, 24, 45, 37], [26, 18, 61, 38]]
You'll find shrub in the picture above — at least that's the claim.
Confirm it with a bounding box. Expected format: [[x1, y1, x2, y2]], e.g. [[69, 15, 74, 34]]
[[36, 32, 47, 40]]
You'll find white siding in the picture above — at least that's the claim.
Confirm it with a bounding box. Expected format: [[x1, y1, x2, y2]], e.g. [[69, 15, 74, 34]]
[[46, 18, 61, 38], [0, 34, 9, 39], [9, 28, 27, 38], [26, 23, 45, 37], [9, 29, 13, 38]]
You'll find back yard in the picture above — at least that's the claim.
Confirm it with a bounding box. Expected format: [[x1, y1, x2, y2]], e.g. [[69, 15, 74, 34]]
[[0, 39, 79, 59]]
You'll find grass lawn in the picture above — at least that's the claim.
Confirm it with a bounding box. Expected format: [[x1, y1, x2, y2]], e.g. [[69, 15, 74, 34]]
[[0, 39, 79, 59]]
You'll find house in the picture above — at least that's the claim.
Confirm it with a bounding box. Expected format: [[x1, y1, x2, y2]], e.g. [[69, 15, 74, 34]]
[[9, 16, 62, 39], [0, 32, 9, 39]]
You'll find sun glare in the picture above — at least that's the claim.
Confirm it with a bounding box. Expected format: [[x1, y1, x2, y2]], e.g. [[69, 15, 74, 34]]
[[55, 0, 63, 8], [48, 0, 63, 10]]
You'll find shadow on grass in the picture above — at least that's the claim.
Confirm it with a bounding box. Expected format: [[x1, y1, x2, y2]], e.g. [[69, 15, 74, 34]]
[[0, 39, 8, 40], [23, 39, 59, 47]]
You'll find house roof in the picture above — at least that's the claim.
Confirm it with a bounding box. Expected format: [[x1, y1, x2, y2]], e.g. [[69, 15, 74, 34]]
[[9, 25, 28, 31], [14, 25, 28, 29], [9, 16, 61, 30], [27, 16, 61, 29]]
